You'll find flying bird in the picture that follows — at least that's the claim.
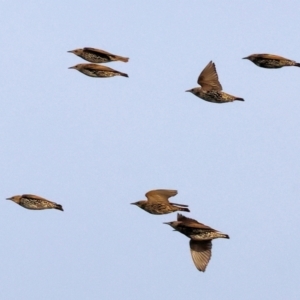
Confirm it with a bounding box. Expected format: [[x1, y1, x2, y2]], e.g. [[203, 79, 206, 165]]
[[68, 47, 129, 63], [243, 53, 300, 69], [131, 189, 190, 215], [164, 214, 229, 272], [6, 194, 64, 211], [68, 63, 128, 78], [186, 61, 244, 103]]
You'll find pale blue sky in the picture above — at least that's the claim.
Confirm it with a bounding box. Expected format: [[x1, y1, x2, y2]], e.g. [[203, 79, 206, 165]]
[[1, 1, 300, 299]]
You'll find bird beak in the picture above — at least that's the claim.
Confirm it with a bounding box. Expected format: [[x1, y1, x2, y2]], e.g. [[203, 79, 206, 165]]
[[68, 66, 75, 69], [185, 89, 192, 93], [130, 202, 136, 205], [6, 197, 12, 200], [163, 222, 171, 225], [242, 57, 248, 59], [67, 50, 74, 53]]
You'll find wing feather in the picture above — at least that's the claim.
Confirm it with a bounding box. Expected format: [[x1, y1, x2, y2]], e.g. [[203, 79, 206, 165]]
[[189, 240, 212, 272], [197, 61, 222, 91], [146, 189, 178, 204]]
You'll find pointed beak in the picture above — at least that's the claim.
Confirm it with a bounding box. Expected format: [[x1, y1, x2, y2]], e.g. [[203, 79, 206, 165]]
[[185, 89, 192, 93], [242, 57, 248, 60], [130, 202, 136, 205], [67, 50, 74, 53], [6, 197, 12, 200], [163, 222, 171, 225], [68, 66, 75, 69]]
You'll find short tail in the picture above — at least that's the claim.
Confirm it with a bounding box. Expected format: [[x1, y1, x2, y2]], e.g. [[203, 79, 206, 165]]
[[120, 72, 129, 77], [55, 204, 64, 211], [219, 233, 230, 239], [118, 56, 129, 63], [179, 207, 190, 213], [235, 97, 244, 101], [295, 62, 300, 67]]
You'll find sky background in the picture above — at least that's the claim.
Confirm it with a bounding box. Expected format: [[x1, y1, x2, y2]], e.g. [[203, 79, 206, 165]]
[[1, 1, 300, 299]]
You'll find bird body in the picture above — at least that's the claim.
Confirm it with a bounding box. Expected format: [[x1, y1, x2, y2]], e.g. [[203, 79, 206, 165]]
[[6, 194, 64, 211], [68, 63, 128, 78], [165, 214, 229, 272], [186, 61, 244, 103], [186, 88, 244, 104], [166, 214, 229, 240], [68, 47, 129, 63], [131, 189, 190, 215], [243, 53, 300, 68]]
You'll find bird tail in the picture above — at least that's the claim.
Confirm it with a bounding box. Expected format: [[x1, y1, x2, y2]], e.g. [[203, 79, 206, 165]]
[[55, 204, 64, 211], [235, 97, 244, 101], [218, 233, 230, 239], [295, 62, 300, 67], [179, 207, 190, 213], [118, 56, 129, 63]]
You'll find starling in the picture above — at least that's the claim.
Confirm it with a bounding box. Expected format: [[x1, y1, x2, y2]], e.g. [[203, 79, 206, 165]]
[[164, 214, 229, 272], [68, 47, 129, 63], [131, 189, 190, 215], [243, 53, 300, 69], [68, 63, 128, 78], [6, 194, 64, 211], [186, 61, 244, 103]]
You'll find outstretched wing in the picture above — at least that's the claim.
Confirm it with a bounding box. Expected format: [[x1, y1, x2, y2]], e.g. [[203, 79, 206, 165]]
[[189, 240, 212, 272], [197, 61, 222, 91], [146, 189, 178, 204]]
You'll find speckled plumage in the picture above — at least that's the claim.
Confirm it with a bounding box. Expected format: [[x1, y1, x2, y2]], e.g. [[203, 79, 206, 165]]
[[164, 214, 229, 272], [6, 194, 63, 211], [68, 63, 128, 78], [186, 61, 244, 103], [243, 53, 300, 69], [131, 189, 190, 215], [68, 47, 129, 63]]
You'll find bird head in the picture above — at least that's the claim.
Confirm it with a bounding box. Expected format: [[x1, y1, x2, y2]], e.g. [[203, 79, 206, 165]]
[[6, 195, 21, 204], [130, 201, 145, 208], [67, 49, 83, 56], [68, 64, 82, 70], [242, 55, 252, 61], [163, 221, 180, 230], [185, 88, 196, 94]]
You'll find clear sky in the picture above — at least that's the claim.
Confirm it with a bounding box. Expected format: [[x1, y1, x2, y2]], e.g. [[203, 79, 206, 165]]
[[1, 1, 300, 299]]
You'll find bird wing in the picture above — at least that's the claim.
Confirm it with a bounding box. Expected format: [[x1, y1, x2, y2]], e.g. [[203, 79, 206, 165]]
[[84, 64, 117, 72], [256, 53, 289, 60], [189, 240, 212, 272], [169, 202, 189, 207], [197, 61, 222, 91], [83, 47, 114, 58], [178, 213, 198, 223], [22, 194, 49, 201], [177, 214, 216, 230], [145, 189, 178, 204]]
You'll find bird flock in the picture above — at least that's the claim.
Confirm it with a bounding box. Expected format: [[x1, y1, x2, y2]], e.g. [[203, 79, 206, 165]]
[[6, 47, 300, 272]]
